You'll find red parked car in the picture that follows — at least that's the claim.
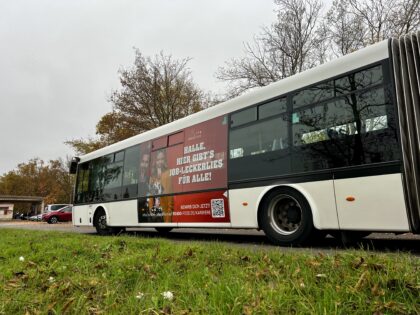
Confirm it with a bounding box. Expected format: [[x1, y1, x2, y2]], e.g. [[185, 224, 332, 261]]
[[42, 206, 73, 224]]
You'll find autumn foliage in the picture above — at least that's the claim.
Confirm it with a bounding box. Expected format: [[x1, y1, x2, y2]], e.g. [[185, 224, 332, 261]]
[[66, 51, 207, 155], [0, 158, 74, 211]]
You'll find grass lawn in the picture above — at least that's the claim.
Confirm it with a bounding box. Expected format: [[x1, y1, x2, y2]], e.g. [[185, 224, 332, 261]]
[[0, 229, 418, 314]]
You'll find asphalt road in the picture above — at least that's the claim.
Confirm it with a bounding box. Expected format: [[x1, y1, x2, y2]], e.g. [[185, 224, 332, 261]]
[[1, 221, 419, 255]]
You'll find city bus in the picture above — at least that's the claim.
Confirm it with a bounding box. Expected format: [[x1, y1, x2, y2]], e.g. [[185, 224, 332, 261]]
[[69, 32, 420, 245]]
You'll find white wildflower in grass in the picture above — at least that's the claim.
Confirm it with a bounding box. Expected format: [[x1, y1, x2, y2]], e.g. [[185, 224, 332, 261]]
[[300, 282, 305, 288], [19, 256, 24, 262], [135, 292, 144, 300], [162, 291, 174, 301], [48, 276, 55, 283]]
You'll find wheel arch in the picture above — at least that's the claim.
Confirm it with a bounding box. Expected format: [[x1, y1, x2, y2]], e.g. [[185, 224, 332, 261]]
[[93, 205, 109, 225], [257, 184, 322, 230]]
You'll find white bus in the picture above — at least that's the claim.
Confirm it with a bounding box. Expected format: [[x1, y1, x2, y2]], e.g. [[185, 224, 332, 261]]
[[70, 32, 420, 245]]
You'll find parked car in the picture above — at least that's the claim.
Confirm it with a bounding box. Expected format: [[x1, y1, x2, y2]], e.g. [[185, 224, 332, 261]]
[[42, 206, 73, 224], [44, 204, 72, 213], [29, 214, 43, 221], [13, 212, 22, 219], [20, 212, 33, 220]]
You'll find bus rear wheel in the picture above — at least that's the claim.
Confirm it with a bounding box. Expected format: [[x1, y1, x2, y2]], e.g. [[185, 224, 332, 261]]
[[260, 188, 314, 246]]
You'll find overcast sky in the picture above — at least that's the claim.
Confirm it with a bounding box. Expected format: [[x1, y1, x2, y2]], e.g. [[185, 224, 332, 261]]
[[0, 0, 278, 175]]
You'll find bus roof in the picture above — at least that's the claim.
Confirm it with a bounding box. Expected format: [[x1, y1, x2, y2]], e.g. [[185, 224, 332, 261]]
[[78, 39, 389, 163]]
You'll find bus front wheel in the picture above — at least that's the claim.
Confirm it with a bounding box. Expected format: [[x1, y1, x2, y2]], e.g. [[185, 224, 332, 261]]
[[260, 188, 314, 246], [93, 209, 123, 236]]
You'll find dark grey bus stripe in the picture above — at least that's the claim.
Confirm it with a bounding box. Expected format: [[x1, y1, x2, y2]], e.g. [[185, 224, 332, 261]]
[[228, 162, 401, 189]]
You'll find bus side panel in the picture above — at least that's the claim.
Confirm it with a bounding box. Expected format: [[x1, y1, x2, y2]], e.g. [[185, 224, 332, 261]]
[[229, 181, 339, 230], [73, 205, 92, 226], [229, 187, 265, 228], [106, 199, 138, 227], [288, 181, 339, 230], [334, 173, 410, 231]]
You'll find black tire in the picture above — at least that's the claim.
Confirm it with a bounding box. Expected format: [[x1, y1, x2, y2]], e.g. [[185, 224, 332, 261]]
[[48, 216, 58, 224], [260, 187, 314, 246], [155, 227, 173, 234], [94, 209, 118, 236]]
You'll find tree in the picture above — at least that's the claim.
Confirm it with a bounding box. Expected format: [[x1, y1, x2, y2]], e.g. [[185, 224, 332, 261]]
[[325, 0, 420, 56], [324, 0, 366, 57], [216, 0, 323, 97], [0, 158, 74, 211], [67, 51, 206, 155], [217, 0, 419, 97]]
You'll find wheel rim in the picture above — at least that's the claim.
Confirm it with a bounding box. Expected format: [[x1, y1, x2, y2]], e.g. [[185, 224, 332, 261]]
[[51, 217, 57, 224], [97, 214, 107, 230], [268, 194, 302, 235]]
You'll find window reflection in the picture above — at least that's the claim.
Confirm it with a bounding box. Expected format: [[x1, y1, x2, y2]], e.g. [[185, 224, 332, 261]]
[[122, 145, 140, 199], [230, 114, 288, 159], [335, 65, 383, 95], [229, 62, 401, 182], [292, 81, 334, 109]]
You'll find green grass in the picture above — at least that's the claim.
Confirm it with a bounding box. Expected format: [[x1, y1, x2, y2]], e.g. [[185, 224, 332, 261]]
[[0, 229, 418, 315]]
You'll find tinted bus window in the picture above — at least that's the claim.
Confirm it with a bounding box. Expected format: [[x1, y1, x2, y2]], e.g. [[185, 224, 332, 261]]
[[89, 158, 105, 202], [291, 85, 400, 171], [115, 151, 124, 162], [75, 162, 90, 204], [122, 145, 140, 199], [293, 86, 389, 147], [231, 107, 257, 127], [103, 157, 123, 201], [259, 98, 287, 120], [335, 65, 383, 94], [292, 81, 334, 109], [230, 114, 288, 159]]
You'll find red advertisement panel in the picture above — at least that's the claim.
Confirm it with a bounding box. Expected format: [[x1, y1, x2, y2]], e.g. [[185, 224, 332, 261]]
[[137, 115, 229, 223], [169, 116, 228, 192], [172, 190, 230, 223], [137, 190, 230, 223]]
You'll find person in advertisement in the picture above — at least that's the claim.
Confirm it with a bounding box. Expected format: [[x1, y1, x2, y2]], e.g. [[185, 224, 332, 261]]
[[138, 143, 155, 223], [139, 151, 150, 196], [148, 149, 173, 222]]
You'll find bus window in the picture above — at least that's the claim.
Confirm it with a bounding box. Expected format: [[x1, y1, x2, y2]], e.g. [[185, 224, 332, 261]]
[[258, 97, 287, 120], [103, 158, 123, 201], [122, 145, 140, 199], [335, 65, 383, 95], [89, 158, 105, 202], [75, 162, 90, 204], [115, 151, 125, 162], [292, 81, 334, 109], [231, 107, 257, 128], [230, 114, 288, 159], [292, 84, 399, 171]]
